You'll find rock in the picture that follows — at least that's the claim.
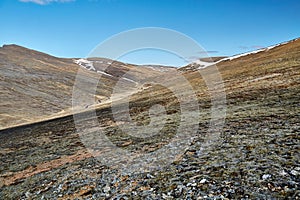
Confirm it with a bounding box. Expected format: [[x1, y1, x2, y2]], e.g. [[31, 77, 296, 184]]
[[290, 170, 299, 176], [262, 174, 271, 180], [103, 185, 110, 193], [191, 183, 197, 187], [146, 173, 154, 179], [25, 191, 33, 198], [162, 193, 172, 199], [279, 170, 288, 176], [228, 188, 235, 194], [199, 179, 207, 184], [174, 185, 184, 197]]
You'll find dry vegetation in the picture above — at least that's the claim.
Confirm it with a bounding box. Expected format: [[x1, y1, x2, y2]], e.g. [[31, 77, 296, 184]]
[[0, 45, 170, 129], [0, 39, 299, 199]]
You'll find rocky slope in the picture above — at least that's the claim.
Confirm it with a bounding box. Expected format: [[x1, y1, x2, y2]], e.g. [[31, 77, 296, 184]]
[[0, 39, 299, 199]]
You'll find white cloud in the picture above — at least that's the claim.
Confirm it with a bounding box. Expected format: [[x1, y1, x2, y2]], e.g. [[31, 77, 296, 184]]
[[19, 0, 75, 5]]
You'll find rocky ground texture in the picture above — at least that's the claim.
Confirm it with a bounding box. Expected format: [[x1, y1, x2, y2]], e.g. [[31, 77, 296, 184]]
[[0, 39, 300, 199]]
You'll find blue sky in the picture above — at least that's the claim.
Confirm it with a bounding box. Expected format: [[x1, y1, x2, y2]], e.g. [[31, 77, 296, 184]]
[[0, 0, 299, 66]]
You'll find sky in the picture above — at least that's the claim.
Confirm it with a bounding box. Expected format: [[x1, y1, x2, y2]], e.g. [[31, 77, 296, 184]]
[[0, 0, 299, 66]]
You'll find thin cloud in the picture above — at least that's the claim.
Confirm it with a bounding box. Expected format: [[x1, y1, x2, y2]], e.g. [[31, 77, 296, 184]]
[[187, 56, 200, 61], [238, 46, 250, 50], [185, 50, 219, 62], [197, 50, 219, 54], [19, 0, 75, 5], [239, 45, 265, 50], [251, 45, 265, 49]]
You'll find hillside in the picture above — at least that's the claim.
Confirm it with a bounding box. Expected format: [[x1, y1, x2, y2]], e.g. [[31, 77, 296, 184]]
[[0, 45, 174, 129], [0, 39, 299, 199]]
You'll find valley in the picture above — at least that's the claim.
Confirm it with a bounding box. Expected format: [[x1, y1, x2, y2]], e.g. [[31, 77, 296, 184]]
[[0, 39, 299, 199]]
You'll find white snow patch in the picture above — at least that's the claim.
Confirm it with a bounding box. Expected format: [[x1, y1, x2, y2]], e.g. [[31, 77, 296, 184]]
[[96, 70, 113, 77], [220, 48, 265, 62], [248, 73, 282, 82], [189, 40, 292, 69], [122, 77, 137, 83], [74, 58, 95, 71], [194, 60, 215, 69], [184, 60, 215, 70], [218, 41, 289, 63]]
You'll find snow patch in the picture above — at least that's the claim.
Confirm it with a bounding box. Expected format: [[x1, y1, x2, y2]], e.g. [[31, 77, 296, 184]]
[[220, 48, 265, 62], [96, 70, 113, 77], [219, 41, 290, 62], [74, 59, 95, 71], [189, 40, 291, 69], [249, 73, 282, 82], [122, 77, 137, 83], [194, 60, 215, 69]]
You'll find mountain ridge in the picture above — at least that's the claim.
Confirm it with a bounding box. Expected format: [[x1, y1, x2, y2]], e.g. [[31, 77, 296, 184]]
[[0, 44, 173, 129], [0, 38, 299, 198], [1, 38, 299, 130]]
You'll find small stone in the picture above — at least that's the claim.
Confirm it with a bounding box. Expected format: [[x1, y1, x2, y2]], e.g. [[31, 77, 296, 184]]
[[199, 179, 207, 184], [279, 170, 288, 176], [25, 191, 32, 198], [262, 174, 271, 180], [228, 188, 235, 193], [290, 170, 299, 176], [174, 185, 184, 197], [146, 173, 154, 179], [162, 193, 171, 199], [103, 185, 110, 193], [132, 191, 137, 196]]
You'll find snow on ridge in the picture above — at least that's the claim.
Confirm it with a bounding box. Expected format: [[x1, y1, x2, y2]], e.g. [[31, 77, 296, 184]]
[[73, 59, 138, 81], [220, 48, 265, 62], [74, 58, 95, 71], [194, 60, 215, 69], [74, 59, 115, 78], [190, 40, 292, 70], [218, 40, 290, 63]]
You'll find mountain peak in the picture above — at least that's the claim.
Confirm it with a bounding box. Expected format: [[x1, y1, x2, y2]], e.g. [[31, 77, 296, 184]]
[[1, 44, 28, 49]]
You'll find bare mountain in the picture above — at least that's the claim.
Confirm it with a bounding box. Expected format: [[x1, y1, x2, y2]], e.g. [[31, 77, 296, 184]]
[[0, 44, 175, 129], [0, 38, 299, 198]]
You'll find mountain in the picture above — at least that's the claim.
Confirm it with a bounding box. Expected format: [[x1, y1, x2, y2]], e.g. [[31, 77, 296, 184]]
[[0, 38, 299, 199], [0, 44, 175, 129]]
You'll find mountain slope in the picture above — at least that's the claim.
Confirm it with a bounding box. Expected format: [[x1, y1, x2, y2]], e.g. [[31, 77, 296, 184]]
[[0, 45, 174, 129], [0, 39, 299, 198]]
